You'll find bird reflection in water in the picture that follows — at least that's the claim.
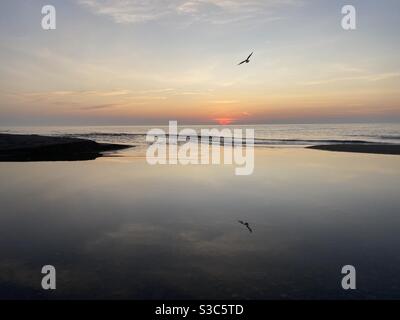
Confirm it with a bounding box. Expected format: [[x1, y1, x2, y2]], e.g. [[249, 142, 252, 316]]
[[238, 220, 253, 233]]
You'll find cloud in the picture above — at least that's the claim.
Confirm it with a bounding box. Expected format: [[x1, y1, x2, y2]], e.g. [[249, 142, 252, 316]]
[[209, 99, 239, 104], [78, 0, 171, 23], [77, 0, 302, 24], [80, 103, 121, 110], [300, 72, 400, 86]]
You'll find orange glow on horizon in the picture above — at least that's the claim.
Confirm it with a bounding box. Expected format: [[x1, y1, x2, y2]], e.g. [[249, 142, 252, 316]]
[[214, 118, 235, 125]]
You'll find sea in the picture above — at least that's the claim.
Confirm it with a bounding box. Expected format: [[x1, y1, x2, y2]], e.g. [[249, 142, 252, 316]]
[[1, 123, 400, 149]]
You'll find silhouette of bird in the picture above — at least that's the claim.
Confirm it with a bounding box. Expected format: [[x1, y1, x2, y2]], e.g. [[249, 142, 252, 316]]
[[238, 220, 253, 233], [238, 52, 253, 65]]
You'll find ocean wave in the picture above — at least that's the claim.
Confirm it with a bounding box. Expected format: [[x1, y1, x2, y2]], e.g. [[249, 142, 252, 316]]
[[253, 138, 371, 146], [58, 132, 381, 147], [57, 130, 400, 144], [61, 132, 147, 138]]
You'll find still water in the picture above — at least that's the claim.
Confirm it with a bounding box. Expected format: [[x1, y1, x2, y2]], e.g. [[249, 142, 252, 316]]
[[1, 147, 400, 299]]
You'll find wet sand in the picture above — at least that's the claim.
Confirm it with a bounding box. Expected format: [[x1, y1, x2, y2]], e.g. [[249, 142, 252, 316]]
[[2, 133, 400, 162], [308, 143, 400, 155]]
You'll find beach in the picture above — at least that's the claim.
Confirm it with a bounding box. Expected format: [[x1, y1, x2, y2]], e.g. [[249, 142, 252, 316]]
[[2, 0, 400, 306], [1, 123, 400, 162], [308, 143, 400, 155]]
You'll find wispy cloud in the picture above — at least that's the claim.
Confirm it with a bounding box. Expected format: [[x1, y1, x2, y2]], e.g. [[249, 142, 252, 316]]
[[209, 99, 239, 104], [78, 0, 302, 24], [80, 103, 121, 110], [300, 72, 400, 86]]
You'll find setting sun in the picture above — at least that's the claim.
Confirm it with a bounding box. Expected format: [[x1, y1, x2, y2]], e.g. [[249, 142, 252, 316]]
[[215, 118, 235, 125]]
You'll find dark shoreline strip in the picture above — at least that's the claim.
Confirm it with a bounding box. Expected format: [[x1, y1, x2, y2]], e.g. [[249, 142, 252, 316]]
[[308, 144, 400, 155], [0, 134, 133, 162]]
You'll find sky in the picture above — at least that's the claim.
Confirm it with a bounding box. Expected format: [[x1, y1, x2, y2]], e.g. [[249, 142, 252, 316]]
[[0, 0, 399, 125]]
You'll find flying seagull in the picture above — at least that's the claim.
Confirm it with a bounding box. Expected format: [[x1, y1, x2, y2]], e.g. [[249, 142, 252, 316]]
[[238, 52, 253, 65], [238, 220, 253, 233]]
